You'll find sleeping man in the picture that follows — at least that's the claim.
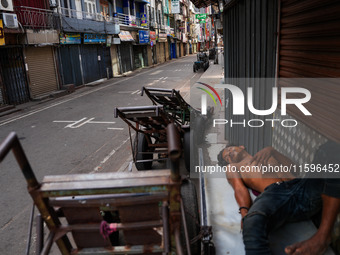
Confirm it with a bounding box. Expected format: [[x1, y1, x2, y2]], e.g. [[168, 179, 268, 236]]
[[218, 142, 340, 255]]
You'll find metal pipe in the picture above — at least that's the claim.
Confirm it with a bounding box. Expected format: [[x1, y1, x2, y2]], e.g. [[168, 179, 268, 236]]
[[198, 148, 208, 226], [166, 123, 181, 182], [162, 202, 170, 253], [180, 198, 192, 255], [36, 214, 44, 254], [25, 203, 35, 255], [174, 226, 184, 255], [0, 132, 39, 189], [41, 232, 55, 255]]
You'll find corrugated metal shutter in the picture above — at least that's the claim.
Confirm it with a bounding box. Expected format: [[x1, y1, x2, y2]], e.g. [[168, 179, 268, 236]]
[[278, 0, 340, 143], [25, 46, 58, 98], [223, 0, 278, 155]]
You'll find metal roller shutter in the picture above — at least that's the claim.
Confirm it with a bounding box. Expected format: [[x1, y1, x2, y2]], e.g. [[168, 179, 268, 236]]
[[25, 46, 58, 98], [278, 0, 340, 143]]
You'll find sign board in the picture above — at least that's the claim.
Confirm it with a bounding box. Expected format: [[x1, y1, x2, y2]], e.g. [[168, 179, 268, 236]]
[[139, 30, 150, 44], [113, 38, 121, 44], [60, 33, 81, 44], [118, 31, 134, 42], [0, 20, 5, 46], [150, 31, 156, 43], [196, 13, 207, 19], [171, 0, 180, 14], [141, 14, 147, 27], [84, 34, 106, 44]]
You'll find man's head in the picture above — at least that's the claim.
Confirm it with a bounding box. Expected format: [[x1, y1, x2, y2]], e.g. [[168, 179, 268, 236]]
[[217, 145, 247, 166]]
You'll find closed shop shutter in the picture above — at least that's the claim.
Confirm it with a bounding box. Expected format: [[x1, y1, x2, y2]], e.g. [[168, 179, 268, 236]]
[[119, 43, 133, 73], [278, 0, 340, 143], [25, 46, 58, 98], [223, 0, 278, 155]]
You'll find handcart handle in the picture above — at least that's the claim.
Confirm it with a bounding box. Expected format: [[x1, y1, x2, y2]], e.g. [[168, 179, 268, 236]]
[[114, 105, 164, 118], [143, 87, 177, 97], [0, 132, 39, 189]]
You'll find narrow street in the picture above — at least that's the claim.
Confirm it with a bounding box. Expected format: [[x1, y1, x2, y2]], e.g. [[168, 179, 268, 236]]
[[0, 55, 204, 254]]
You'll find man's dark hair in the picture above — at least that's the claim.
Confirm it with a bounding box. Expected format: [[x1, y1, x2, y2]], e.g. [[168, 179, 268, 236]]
[[217, 144, 238, 167]]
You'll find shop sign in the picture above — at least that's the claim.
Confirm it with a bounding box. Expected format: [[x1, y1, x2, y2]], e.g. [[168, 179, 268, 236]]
[[60, 33, 81, 44], [141, 14, 148, 27], [118, 31, 134, 41], [84, 34, 106, 44], [113, 38, 121, 44], [0, 20, 5, 46], [170, 28, 175, 38], [129, 15, 136, 26], [196, 13, 207, 19], [150, 31, 156, 43], [171, 0, 180, 14], [139, 30, 150, 44]]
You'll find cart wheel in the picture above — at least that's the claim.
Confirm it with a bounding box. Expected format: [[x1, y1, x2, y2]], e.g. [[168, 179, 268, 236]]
[[183, 130, 190, 172], [134, 133, 153, 170], [193, 65, 196, 72], [181, 179, 201, 255]]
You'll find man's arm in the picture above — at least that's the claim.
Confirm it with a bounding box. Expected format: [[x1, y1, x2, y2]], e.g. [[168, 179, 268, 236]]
[[226, 169, 252, 219], [251, 146, 296, 167]]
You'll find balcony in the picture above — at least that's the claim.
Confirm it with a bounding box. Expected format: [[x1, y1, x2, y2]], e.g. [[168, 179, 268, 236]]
[[14, 6, 60, 30], [117, 13, 148, 29], [59, 7, 120, 34]]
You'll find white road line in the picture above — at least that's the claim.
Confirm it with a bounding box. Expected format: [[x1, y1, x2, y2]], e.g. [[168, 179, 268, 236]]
[[137, 91, 141, 94], [89, 121, 116, 124], [53, 120, 76, 123], [65, 118, 88, 128], [107, 127, 124, 130], [71, 117, 95, 128], [118, 91, 134, 94], [92, 149, 116, 172], [91, 136, 131, 173], [0, 56, 192, 127], [131, 90, 140, 95]]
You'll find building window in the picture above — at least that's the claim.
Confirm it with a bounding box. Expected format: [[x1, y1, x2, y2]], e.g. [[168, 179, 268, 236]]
[[84, 0, 97, 19], [100, 0, 109, 20]]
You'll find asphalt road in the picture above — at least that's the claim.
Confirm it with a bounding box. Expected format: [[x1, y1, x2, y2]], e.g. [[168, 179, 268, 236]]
[[0, 54, 204, 254]]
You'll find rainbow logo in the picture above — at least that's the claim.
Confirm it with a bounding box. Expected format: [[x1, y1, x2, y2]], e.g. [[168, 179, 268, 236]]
[[196, 82, 222, 115], [196, 82, 222, 106]]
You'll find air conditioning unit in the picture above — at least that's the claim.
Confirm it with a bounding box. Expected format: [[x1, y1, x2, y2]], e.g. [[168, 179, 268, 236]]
[[0, 0, 14, 12], [2, 13, 18, 28]]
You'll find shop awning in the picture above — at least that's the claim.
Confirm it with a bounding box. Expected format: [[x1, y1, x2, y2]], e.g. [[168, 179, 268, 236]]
[[158, 38, 167, 42], [118, 31, 134, 42]]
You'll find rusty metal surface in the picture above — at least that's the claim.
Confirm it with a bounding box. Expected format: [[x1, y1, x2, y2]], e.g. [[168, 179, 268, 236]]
[[278, 0, 340, 143], [0, 129, 185, 254]]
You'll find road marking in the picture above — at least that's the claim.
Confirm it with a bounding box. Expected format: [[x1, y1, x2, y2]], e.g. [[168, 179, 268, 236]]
[[131, 90, 140, 95], [107, 127, 124, 130], [92, 149, 116, 172], [118, 91, 134, 94], [91, 136, 131, 173], [53, 118, 117, 129]]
